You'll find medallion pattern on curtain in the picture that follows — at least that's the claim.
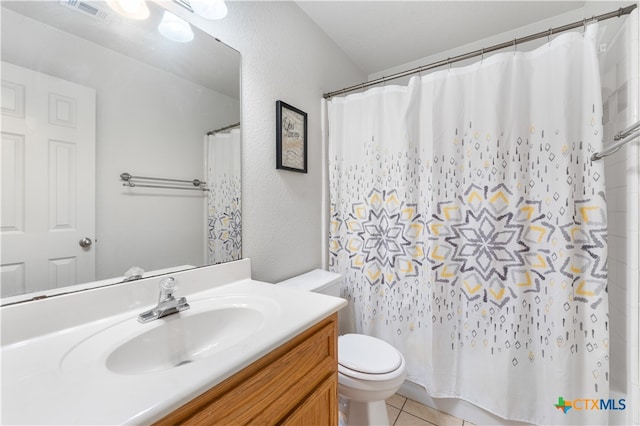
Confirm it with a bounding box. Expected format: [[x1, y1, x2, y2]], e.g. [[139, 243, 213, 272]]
[[328, 25, 607, 425], [207, 128, 241, 264]]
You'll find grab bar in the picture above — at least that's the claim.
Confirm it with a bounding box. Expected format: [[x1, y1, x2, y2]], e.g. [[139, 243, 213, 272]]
[[614, 120, 640, 140], [591, 128, 640, 161], [120, 172, 209, 191]]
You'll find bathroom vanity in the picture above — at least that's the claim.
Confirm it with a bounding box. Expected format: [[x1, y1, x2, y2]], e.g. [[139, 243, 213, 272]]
[[0, 260, 346, 424], [156, 314, 338, 425]]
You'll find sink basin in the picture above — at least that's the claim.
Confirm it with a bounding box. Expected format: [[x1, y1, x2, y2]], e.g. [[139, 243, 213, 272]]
[[107, 307, 263, 374], [60, 295, 278, 375]]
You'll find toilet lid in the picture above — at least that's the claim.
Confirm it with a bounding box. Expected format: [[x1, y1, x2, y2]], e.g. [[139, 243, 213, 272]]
[[338, 334, 402, 374]]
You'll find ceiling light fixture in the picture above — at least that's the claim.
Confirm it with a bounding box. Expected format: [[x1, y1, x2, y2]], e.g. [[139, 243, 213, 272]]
[[106, 0, 150, 20], [190, 0, 228, 20], [158, 10, 194, 43]]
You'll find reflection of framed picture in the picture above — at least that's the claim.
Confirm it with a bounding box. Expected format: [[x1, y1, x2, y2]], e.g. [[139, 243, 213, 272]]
[[276, 100, 307, 173]]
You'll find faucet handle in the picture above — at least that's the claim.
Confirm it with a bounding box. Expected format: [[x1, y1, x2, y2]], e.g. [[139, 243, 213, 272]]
[[159, 277, 178, 297]]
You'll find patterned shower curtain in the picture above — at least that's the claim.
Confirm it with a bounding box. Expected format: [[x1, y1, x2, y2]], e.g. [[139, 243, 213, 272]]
[[327, 25, 608, 425], [207, 128, 241, 264]]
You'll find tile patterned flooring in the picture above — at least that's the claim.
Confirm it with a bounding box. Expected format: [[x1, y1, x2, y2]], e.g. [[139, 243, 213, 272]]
[[386, 394, 476, 426]]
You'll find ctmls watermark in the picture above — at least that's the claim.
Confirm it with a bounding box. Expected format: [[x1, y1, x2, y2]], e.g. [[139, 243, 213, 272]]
[[554, 396, 626, 414]]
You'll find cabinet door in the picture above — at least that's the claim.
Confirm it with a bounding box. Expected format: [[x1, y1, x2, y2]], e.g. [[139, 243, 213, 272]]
[[281, 376, 337, 426]]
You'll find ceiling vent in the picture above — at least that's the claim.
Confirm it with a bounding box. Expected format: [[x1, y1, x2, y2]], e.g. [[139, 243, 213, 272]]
[[59, 0, 112, 22]]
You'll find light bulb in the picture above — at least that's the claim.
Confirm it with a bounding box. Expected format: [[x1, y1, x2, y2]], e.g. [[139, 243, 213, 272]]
[[191, 0, 228, 20], [106, 0, 150, 20], [119, 0, 141, 13], [158, 11, 194, 43]]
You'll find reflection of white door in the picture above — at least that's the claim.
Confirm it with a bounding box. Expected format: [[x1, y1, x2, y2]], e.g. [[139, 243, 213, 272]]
[[1, 62, 96, 297]]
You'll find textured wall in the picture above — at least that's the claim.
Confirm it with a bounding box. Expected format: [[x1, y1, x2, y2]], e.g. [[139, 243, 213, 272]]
[[173, 2, 365, 283]]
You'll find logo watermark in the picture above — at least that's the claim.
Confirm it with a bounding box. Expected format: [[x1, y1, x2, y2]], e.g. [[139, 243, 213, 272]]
[[554, 396, 626, 414]]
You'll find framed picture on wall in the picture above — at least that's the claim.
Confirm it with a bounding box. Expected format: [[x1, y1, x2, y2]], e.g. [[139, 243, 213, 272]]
[[276, 100, 307, 173]]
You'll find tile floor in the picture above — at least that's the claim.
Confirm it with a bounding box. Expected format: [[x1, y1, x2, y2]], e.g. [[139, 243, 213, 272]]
[[386, 394, 476, 426]]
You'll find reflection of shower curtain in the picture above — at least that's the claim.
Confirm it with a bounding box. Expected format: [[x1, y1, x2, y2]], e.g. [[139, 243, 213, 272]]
[[207, 128, 241, 264], [328, 25, 608, 425]]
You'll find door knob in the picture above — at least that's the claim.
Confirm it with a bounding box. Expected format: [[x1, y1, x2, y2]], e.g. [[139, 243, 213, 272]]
[[79, 237, 93, 248]]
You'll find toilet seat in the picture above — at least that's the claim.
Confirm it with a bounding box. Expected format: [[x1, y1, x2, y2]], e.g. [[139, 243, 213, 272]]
[[338, 334, 405, 382]]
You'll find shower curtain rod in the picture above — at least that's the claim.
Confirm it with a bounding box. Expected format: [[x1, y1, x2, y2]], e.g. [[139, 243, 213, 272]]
[[207, 122, 240, 135], [322, 4, 638, 99]]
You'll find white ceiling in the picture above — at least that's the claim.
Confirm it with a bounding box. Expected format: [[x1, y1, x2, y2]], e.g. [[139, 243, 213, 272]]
[[296, 1, 588, 75]]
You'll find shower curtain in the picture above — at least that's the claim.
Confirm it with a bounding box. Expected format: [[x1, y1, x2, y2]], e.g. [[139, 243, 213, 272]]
[[206, 128, 241, 264], [327, 24, 608, 425]]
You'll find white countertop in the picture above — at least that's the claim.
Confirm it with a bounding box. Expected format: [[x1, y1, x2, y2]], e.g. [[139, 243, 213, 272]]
[[1, 261, 346, 425]]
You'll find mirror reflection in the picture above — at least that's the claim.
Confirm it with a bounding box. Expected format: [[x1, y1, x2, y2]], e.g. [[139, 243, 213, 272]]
[[1, 0, 241, 302]]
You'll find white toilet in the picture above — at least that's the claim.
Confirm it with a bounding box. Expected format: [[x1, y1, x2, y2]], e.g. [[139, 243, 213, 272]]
[[277, 269, 407, 426]]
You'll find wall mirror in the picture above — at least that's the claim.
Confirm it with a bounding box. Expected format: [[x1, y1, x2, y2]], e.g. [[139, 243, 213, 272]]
[[1, 0, 241, 303]]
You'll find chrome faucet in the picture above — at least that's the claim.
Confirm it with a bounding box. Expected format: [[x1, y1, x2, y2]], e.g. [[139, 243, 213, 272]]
[[138, 277, 190, 323]]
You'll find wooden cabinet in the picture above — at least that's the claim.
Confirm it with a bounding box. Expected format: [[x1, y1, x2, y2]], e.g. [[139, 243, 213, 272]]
[[154, 313, 338, 425], [281, 375, 337, 426]]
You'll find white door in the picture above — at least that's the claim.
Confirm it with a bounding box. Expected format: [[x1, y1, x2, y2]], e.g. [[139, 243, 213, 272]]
[[1, 62, 96, 297]]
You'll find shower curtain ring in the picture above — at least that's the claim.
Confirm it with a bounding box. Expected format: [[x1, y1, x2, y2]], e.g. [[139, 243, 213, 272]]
[[448, 58, 452, 71], [513, 38, 517, 56], [481, 48, 484, 63], [547, 28, 553, 43]]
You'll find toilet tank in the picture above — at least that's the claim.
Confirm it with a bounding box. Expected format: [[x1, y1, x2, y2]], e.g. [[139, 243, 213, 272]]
[[276, 269, 342, 297]]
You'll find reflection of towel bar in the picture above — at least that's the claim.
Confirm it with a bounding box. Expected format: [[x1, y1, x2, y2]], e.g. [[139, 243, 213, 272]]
[[120, 172, 209, 191]]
